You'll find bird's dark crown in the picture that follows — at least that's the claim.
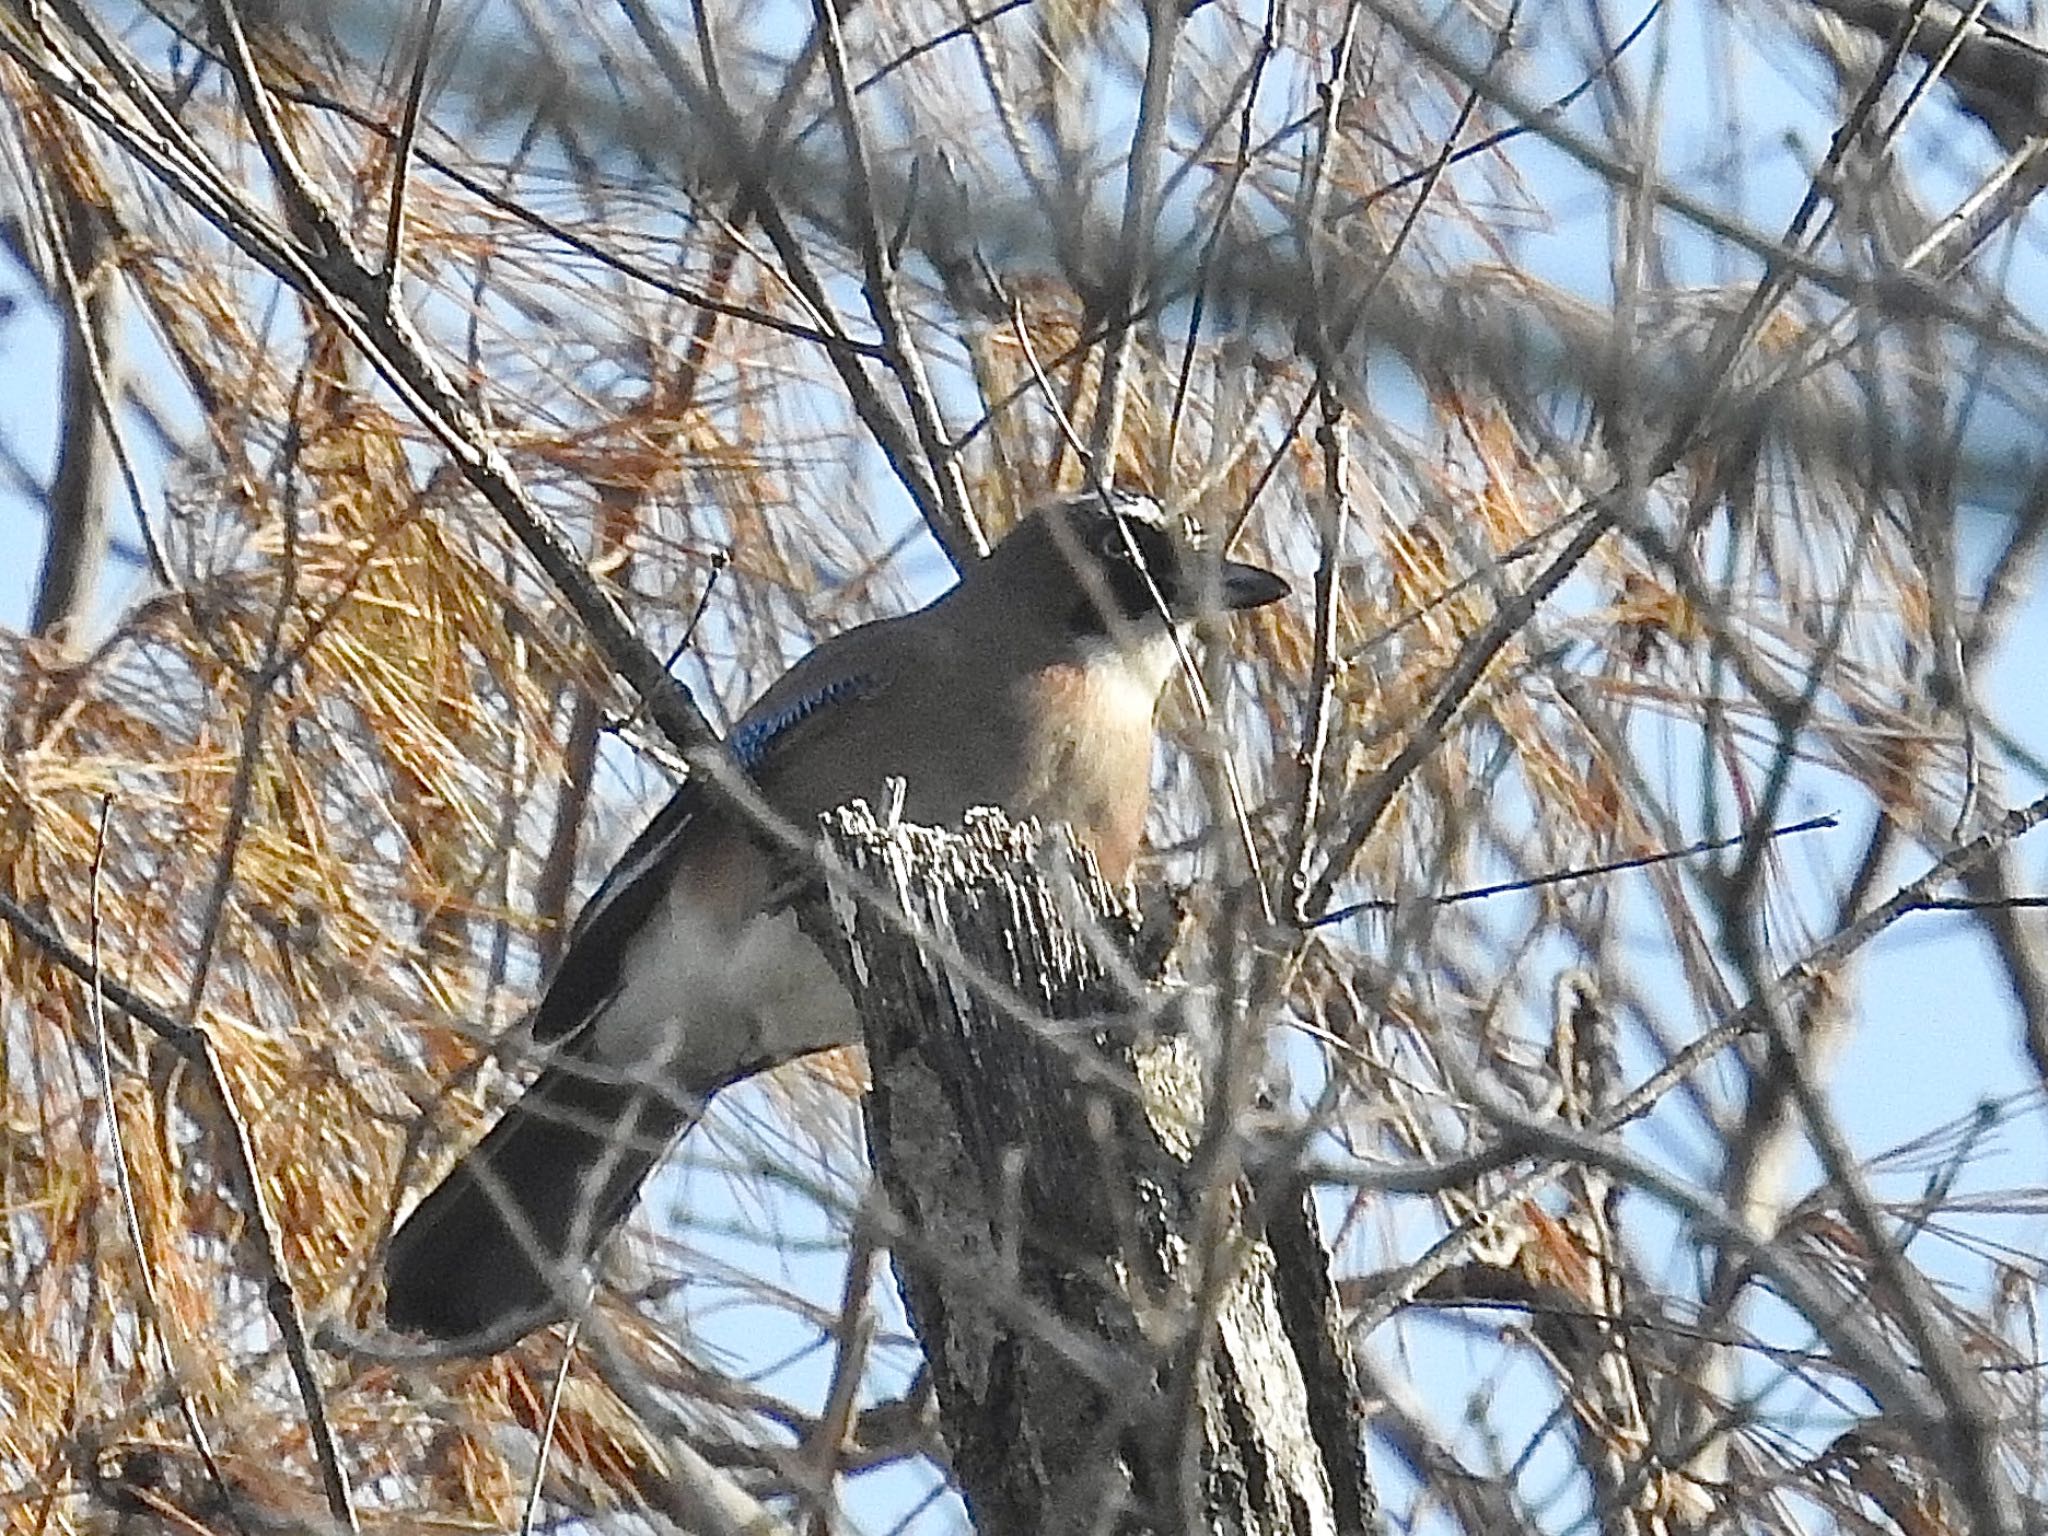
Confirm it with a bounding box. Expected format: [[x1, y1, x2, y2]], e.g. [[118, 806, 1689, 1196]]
[[1008, 491, 1289, 639], [1027, 491, 1200, 637]]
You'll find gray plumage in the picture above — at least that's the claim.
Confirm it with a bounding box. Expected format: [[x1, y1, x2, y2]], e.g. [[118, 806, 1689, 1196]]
[[382, 493, 1288, 1348]]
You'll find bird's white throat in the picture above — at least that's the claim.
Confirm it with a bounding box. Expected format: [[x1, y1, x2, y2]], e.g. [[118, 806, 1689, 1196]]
[[1076, 627, 1185, 713]]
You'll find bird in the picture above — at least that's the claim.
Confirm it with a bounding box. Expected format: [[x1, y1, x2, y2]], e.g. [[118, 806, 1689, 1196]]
[[381, 491, 1290, 1348]]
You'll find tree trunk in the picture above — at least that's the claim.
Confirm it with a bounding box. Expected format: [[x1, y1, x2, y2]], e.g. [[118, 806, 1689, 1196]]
[[802, 805, 1376, 1536]]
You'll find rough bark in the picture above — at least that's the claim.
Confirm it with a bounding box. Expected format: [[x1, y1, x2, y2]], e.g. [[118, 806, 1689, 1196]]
[[802, 805, 1376, 1536]]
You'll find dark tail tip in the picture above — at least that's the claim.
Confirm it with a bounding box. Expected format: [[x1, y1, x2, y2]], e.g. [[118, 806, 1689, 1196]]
[[383, 1164, 568, 1349], [383, 1067, 693, 1350]]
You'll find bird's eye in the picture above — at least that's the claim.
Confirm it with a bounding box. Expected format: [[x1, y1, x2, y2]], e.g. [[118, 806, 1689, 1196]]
[[1096, 524, 1133, 560]]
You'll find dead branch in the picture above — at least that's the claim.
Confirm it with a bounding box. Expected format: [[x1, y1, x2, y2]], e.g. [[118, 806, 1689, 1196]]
[[801, 804, 1375, 1536]]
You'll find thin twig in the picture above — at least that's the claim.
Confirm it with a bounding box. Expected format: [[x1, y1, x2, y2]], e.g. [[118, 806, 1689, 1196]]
[[1282, 0, 1364, 922], [1337, 781, 2048, 1336], [1308, 814, 1840, 926], [1393, 1088, 1948, 1433], [519, 1318, 580, 1536], [802, 1225, 879, 1536], [1304, 506, 1618, 917], [1163, 0, 1282, 476], [622, 0, 975, 567], [83, 799, 249, 1536], [1086, 0, 1186, 470], [1351, 0, 2048, 369], [851, 0, 1034, 94], [2, 27, 722, 760], [1904, 893, 2048, 910], [812, 0, 985, 559], [1735, 942, 2025, 1532], [202, 0, 352, 258], [533, 501, 639, 970], [1297, 3, 1952, 916], [24, 151, 170, 605], [1340, 0, 1664, 216], [1008, 301, 1276, 920], [379, 0, 443, 286], [181, 382, 307, 1024]]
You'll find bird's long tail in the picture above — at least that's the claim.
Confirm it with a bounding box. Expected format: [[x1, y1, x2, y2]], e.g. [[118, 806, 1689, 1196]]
[[382, 1059, 699, 1347]]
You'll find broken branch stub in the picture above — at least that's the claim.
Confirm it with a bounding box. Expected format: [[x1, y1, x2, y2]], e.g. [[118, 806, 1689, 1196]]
[[802, 803, 1375, 1536]]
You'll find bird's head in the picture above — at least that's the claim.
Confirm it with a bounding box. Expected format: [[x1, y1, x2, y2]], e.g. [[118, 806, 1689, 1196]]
[[981, 491, 1291, 645]]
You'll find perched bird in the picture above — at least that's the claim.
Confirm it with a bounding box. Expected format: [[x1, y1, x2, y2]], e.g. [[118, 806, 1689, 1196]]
[[382, 491, 1289, 1348]]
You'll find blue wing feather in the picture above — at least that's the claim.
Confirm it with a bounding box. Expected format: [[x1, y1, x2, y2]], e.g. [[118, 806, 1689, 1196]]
[[533, 670, 879, 1043], [728, 673, 876, 771]]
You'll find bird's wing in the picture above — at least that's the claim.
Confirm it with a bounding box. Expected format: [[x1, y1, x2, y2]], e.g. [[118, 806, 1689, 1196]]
[[528, 635, 894, 1044]]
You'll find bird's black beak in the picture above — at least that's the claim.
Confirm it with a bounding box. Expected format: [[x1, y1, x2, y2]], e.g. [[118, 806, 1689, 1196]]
[[1219, 559, 1291, 611]]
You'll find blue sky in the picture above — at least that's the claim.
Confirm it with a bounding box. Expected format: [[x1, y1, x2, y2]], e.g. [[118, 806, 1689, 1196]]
[[8, 2, 2048, 1528]]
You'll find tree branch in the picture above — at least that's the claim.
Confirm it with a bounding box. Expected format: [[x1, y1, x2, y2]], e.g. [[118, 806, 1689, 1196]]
[[801, 805, 1376, 1536]]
